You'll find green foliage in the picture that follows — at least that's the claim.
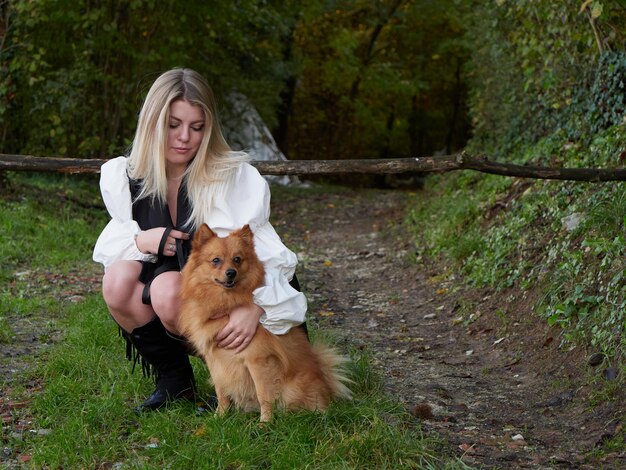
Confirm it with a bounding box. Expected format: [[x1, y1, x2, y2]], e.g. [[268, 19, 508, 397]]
[[589, 51, 626, 134], [1, 0, 298, 157], [408, 124, 626, 358], [466, 0, 626, 155], [1, 1, 474, 164], [413, 1, 626, 358], [0, 315, 14, 343], [283, 0, 471, 160], [4, 1, 624, 165]]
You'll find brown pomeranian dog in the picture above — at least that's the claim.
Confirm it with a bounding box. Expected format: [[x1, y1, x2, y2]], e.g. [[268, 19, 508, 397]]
[[179, 224, 352, 422]]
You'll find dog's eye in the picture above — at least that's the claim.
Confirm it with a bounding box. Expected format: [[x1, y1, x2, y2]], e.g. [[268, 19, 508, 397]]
[[211, 257, 221, 265], [233, 256, 241, 264]]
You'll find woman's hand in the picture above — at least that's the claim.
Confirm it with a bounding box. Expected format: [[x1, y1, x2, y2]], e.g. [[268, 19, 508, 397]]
[[135, 228, 189, 257], [216, 303, 264, 353]]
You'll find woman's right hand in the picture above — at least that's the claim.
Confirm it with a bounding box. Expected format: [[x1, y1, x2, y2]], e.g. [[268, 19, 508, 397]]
[[135, 227, 190, 257]]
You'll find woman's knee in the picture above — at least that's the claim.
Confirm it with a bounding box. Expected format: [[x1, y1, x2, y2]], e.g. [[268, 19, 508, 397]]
[[149, 274, 182, 326], [102, 262, 141, 310]]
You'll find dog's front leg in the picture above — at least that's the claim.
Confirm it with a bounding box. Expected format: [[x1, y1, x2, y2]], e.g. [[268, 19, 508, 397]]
[[257, 398, 273, 423], [247, 360, 280, 422], [214, 386, 231, 416]]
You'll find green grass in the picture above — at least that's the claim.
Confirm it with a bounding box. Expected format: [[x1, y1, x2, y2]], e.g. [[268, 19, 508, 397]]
[[0, 315, 14, 343], [27, 297, 457, 468], [1, 172, 467, 469]]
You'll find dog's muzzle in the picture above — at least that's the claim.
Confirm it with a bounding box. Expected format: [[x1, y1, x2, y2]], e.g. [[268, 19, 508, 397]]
[[216, 269, 237, 288]]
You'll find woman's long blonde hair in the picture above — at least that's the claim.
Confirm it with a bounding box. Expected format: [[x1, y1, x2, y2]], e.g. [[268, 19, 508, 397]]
[[128, 68, 248, 230]]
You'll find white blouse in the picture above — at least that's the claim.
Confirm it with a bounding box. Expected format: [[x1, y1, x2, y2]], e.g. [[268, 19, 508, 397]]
[[93, 156, 307, 334]]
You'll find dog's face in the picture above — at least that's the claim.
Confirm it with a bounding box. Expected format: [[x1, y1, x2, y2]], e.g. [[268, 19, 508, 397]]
[[190, 224, 265, 292]]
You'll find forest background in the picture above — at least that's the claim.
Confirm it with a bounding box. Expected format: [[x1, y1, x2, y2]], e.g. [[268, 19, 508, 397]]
[[1, 0, 626, 362]]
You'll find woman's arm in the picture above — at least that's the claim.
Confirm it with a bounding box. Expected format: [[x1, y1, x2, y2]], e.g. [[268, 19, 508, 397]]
[[93, 157, 157, 268], [211, 163, 307, 339]]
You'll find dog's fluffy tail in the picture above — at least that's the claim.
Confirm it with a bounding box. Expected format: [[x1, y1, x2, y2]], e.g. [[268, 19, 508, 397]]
[[313, 343, 353, 400]]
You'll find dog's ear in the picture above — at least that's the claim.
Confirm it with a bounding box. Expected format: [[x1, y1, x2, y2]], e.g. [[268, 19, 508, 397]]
[[232, 224, 254, 245], [194, 223, 217, 245]]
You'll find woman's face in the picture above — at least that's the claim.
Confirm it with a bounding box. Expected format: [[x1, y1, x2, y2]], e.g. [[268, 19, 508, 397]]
[[166, 99, 205, 172]]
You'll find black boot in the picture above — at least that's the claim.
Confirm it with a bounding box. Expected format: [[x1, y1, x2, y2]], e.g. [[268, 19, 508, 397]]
[[125, 317, 195, 413]]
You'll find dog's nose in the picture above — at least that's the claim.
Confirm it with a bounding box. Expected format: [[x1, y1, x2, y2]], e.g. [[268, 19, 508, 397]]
[[225, 269, 237, 280]]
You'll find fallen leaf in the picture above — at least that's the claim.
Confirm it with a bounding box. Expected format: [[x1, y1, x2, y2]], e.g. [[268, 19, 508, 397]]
[[504, 358, 521, 368], [458, 443, 476, 454], [579, 0, 593, 13], [8, 401, 29, 409], [318, 310, 335, 317], [506, 441, 525, 449], [323, 260, 333, 267]]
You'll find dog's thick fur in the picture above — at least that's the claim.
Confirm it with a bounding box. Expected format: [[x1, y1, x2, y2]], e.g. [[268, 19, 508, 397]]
[[179, 224, 351, 422]]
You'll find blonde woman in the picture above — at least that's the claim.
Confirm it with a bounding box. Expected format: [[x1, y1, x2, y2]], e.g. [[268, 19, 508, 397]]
[[93, 68, 307, 412]]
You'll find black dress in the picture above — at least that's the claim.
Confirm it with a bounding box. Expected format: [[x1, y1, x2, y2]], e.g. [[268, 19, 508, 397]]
[[130, 177, 194, 305]]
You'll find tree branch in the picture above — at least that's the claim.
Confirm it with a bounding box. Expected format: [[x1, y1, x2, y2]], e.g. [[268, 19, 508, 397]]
[[1, 152, 626, 182]]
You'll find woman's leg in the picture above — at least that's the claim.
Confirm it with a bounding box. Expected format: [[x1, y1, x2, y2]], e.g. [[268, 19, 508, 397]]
[[102, 260, 156, 332], [149, 271, 184, 335], [101, 261, 194, 412]]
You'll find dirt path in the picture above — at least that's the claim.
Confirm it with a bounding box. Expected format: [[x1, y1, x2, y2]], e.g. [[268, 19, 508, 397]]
[[271, 186, 625, 469]]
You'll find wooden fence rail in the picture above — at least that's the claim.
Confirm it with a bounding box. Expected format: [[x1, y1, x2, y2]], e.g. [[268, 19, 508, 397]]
[[1, 152, 626, 182]]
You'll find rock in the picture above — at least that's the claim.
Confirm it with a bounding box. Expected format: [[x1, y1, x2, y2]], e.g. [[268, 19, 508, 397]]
[[448, 403, 469, 413], [603, 367, 618, 381], [535, 390, 575, 408], [587, 352, 605, 367], [561, 213, 584, 232], [495, 452, 519, 462], [221, 93, 300, 187]]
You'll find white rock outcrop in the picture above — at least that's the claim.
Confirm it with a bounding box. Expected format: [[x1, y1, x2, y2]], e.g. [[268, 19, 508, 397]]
[[221, 93, 299, 186]]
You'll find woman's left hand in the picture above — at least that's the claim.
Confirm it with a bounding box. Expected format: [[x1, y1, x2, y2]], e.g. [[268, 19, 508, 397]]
[[216, 303, 264, 353]]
